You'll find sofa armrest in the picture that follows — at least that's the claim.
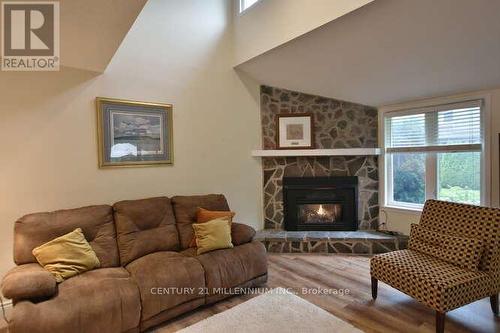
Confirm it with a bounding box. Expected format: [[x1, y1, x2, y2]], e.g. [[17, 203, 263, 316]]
[[231, 223, 256, 246], [1, 263, 57, 301]]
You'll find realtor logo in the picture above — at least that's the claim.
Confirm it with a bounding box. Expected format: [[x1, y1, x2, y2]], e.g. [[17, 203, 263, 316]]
[[1, 1, 59, 71]]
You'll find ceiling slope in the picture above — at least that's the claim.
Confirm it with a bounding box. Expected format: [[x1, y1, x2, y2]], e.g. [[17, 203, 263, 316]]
[[236, 0, 500, 106], [61, 0, 147, 73], [233, 0, 373, 66]]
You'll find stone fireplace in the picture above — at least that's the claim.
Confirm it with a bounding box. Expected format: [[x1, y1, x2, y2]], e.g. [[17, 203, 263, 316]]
[[260, 86, 379, 230], [283, 176, 358, 231]]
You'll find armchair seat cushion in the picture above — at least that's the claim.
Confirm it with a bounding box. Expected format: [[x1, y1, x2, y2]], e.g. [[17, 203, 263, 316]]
[[9, 268, 140, 333], [371, 250, 495, 312]]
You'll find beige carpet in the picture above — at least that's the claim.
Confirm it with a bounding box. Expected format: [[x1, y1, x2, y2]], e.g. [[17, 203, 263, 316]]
[[177, 288, 364, 333]]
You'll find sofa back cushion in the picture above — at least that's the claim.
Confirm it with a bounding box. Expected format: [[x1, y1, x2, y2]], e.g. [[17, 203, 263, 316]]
[[420, 200, 500, 273], [14, 205, 119, 267], [172, 194, 230, 249], [113, 197, 179, 265]]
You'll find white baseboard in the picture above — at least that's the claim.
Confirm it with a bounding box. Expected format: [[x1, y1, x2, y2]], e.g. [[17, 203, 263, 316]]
[[0, 298, 12, 316], [0, 298, 12, 306]]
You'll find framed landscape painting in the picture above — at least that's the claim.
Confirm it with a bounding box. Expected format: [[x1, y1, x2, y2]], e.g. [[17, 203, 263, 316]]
[[276, 113, 314, 149], [96, 97, 173, 168]]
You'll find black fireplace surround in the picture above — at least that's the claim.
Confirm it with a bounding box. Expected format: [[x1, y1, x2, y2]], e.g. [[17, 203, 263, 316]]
[[283, 176, 358, 231]]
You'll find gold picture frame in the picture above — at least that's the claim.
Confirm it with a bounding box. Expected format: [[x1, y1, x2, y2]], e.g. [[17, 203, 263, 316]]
[[96, 97, 173, 168]]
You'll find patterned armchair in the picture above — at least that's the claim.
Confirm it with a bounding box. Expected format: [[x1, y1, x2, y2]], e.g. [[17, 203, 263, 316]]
[[370, 200, 500, 333]]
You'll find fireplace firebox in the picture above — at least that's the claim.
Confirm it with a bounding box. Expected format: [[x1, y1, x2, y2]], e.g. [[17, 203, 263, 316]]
[[283, 176, 358, 231]]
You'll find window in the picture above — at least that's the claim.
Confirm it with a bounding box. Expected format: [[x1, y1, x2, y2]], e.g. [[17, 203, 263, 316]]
[[239, 0, 260, 13], [384, 100, 485, 209]]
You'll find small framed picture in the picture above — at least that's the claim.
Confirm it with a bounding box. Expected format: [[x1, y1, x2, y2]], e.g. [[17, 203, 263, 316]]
[[96, 97, 173, 168], [276, 113, 314, 149]]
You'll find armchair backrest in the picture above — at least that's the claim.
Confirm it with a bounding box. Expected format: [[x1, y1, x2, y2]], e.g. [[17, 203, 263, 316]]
[[419, 200, 500, 275]]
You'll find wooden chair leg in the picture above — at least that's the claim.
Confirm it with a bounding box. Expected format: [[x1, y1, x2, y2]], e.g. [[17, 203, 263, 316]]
[[371, 277, 378, 300], [491, 294, 499, 316], [436, 311, 445, 333]]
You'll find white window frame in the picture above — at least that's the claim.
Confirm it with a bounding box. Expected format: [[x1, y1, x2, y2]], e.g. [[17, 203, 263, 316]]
[[379, 93, 491, 213], [239, 0, 261, 13]]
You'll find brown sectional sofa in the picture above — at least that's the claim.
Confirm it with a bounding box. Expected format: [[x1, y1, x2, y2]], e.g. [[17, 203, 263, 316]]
[[1, 194, 268, 333]]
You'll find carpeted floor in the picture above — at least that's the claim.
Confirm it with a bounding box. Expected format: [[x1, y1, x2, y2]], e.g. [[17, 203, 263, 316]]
[[174, 287, 363, 333]]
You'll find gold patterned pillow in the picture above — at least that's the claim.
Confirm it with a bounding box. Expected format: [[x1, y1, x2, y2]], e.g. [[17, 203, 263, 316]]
[[408, 224, 483, 271]]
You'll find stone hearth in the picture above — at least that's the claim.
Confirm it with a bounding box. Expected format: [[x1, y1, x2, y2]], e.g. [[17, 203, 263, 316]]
[[255, 230, 408, 254], [260, 86, 379, 230]]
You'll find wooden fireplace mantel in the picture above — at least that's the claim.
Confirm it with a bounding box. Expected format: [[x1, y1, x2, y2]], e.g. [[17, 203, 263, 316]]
[[251, 148, 381, 157]]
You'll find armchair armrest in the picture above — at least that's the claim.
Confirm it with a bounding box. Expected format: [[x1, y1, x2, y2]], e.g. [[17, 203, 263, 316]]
[[231, 223, 256, 246], [1, 263, 57, 301]]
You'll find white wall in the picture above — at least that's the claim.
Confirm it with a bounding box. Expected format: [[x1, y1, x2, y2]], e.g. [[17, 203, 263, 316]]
[[233, 0, 373, 65], [0, 0, 262, 281], [379, 88, 500, 234], [60, 0, 147, 72]]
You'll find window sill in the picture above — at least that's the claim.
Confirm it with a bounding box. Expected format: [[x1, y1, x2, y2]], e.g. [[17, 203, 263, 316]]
[[380, 205, 422, 215]]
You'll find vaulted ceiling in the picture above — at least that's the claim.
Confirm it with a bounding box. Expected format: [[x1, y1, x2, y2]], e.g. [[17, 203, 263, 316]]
[[236, 0, 500, 106], [61, 0, 147, 72]]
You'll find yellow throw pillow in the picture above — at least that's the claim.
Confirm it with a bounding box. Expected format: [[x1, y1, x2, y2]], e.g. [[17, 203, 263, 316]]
[[192, 217, 233, 255], [188, 208, 236, 247], [32, 228, 100, 283]]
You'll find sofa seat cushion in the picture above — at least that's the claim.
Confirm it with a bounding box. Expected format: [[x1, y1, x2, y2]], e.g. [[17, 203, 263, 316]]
[[371, 250, 495, 312], [189, 241, 267, 297], [125, 251, 205, 321], [9, 268, 140, 333]]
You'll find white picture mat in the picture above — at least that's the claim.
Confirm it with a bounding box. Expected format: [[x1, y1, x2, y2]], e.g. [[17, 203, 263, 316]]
[[279, 116, 312, 148], [110, 111, 164, 155]]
